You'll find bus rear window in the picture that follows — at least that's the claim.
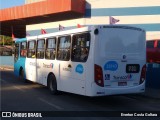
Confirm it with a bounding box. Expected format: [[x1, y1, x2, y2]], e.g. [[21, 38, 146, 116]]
[[100, 29, 145, 54]]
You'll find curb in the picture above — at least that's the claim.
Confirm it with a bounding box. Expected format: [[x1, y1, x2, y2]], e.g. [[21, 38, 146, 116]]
[[0, 66, 14, 70]]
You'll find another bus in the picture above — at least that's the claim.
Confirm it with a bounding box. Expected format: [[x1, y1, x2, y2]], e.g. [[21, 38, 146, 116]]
[[146, 39, 160, 63], [14, 25, 146, 96]]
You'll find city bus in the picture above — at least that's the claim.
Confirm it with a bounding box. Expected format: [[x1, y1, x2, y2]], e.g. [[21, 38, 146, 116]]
[[14, 25, 146, 96]]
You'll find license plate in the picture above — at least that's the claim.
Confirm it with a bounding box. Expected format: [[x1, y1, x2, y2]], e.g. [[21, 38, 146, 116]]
[[126, 64, 140, 73], [118, 82, 127, 86]]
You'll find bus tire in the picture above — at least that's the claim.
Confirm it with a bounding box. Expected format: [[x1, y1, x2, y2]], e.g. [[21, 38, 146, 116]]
[[48, 74, 58, 95]]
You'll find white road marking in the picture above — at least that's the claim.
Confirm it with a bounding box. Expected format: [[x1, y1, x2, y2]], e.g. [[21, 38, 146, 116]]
[[13, 86, 26, 92], [38, 98, 64, 110], [1, 79, 26, 92]]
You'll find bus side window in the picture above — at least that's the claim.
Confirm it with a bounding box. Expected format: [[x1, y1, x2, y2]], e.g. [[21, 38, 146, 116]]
[[80, 48, 88, 61], [56, 36, 71, 61], [37, 39, 45, 59], [27, 40, 36, 58], [71, 33, 90, 62], [45, 38, 56, 60], [20, 42, 27, 57], [14, 43, 19, 62]]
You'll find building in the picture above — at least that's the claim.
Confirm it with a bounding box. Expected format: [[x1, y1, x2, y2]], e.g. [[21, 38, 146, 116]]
[[0, 0, 160, 40]]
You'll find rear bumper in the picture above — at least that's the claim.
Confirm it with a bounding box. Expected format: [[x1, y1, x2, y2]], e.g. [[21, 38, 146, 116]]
[[90, 82, 145, 96]]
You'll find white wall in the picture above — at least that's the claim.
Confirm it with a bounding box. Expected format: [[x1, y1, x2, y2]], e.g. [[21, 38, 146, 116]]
[[26, 0, 160, 40]]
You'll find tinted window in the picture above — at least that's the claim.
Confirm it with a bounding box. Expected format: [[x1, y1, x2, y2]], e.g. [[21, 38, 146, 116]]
[[27, 41, 36, 58], [46, 38, 56, 60], [14, 43, 19, 62], [57, 36, 71, 61], [71, 33, 90, 62], [37, 39, 45, 59], [20, 42, 27, 57]]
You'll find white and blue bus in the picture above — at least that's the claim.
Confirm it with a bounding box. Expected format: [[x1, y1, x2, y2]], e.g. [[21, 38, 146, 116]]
[[14, 25, 146, 96]]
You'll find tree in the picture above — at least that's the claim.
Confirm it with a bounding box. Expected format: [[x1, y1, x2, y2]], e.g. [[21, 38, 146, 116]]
[[0, 35, 13, 46]]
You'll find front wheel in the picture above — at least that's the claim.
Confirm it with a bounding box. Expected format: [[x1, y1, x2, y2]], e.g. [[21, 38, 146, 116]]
[[48, 74, 58, 95]]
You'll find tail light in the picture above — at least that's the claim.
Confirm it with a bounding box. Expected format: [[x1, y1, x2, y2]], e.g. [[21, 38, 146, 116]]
[[139, 64, 146, 84], [94, 64, 104, 87]]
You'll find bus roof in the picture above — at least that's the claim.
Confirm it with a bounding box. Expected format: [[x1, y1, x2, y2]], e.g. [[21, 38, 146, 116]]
[[37, 26, 90, 39], [36, 25, 145, 39], [16, 25, 145, 41], [15, 38, 27, 43]]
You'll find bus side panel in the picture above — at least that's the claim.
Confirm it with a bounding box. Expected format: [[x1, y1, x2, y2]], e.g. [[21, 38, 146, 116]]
[[25, 58, 37, 82], [58, 61, 86, 95], [85, 31, 96, 96], [14, 39, 27, 78], [38, 59, 57, 86], [14, 57, 26, 79]]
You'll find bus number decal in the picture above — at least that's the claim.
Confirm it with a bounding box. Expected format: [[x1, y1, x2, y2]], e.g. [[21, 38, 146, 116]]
[[104, 61, 118, 71], [75, 64, 84, 74]]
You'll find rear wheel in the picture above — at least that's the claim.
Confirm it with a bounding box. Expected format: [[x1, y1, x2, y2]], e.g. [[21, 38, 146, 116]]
[[48, 74, 58, 95]]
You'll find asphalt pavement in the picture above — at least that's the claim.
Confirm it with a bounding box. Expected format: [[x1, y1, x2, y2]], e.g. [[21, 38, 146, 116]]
[[1, 68, 160, 119], [1, 65, 160, 99]]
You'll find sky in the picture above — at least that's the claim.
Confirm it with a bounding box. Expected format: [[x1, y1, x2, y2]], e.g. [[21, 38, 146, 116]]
[[0, 0, 25, 9]]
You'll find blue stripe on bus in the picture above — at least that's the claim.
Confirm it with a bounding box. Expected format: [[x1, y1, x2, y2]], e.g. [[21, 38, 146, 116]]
[[14, 57, 26, 79], [85, 6, 160, 17], [27, 23, 160, 36], [15, 38, 27, 43]]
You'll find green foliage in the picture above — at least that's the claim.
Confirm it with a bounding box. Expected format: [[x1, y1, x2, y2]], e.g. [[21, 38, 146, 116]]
[[0, 35, 14, 45]]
